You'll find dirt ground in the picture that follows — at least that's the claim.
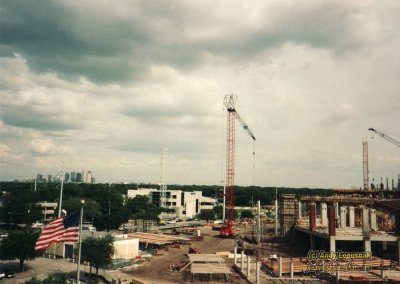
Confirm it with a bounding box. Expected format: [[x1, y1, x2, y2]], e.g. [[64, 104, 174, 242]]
[[108, 226, 250, 284]]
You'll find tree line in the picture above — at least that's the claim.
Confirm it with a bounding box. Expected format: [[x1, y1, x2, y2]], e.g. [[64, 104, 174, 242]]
[[0, 181, 331, 231]]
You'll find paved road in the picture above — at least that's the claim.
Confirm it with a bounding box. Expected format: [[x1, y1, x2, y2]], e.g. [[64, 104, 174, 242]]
[[0, 258, 79, 283]]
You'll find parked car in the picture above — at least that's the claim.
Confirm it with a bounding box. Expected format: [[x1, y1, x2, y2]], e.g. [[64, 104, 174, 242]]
[[0, 270, 15, 279]]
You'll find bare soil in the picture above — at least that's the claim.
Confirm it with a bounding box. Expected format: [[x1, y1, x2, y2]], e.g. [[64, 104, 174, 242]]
[[111, 226, 250, 284]]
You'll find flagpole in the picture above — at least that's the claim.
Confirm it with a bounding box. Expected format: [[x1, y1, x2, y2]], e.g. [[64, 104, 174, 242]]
[[76, 200, 85, 284]]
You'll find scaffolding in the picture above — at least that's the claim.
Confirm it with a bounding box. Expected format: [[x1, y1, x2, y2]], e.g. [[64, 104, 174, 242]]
[[278, 194, 298, 236]]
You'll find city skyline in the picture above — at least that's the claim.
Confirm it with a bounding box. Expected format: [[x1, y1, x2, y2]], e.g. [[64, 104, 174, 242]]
[[0, 1, 399, 188]]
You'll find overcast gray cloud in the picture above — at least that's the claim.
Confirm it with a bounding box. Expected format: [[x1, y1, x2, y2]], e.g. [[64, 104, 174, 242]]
[[0, 0, 399, 188]]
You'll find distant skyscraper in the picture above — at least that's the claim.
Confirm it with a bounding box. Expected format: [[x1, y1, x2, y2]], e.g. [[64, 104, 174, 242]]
[[76, 172, 82, 183], [65, 172, 70, 182], [36, 174, 45, 183], [71, 172, 76, 182], [47, 175, 52, 183], [85, 171, 92, 184]]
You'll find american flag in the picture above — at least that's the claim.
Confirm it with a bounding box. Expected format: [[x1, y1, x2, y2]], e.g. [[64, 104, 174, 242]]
[[35, 212, 80, 251]]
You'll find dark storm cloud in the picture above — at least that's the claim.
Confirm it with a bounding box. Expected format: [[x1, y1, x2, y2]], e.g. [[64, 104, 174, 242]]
[[0, 1, 371, 84], [0, 105, 81, 131], [0, 1, 149, 82]]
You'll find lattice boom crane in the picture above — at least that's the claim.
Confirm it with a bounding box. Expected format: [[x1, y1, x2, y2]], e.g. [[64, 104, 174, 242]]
[[221, 94, 256, 237], [369, 128, 400, 148]]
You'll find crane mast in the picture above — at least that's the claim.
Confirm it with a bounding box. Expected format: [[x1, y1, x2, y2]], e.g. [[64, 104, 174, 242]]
[[369, 128, 400, 148], [221, 94, 256, 237]]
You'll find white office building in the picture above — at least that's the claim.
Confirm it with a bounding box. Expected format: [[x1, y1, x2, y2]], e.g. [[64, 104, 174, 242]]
[[127, 188, 217, 218]]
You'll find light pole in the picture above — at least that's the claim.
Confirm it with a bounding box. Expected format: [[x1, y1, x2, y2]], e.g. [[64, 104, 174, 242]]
[[57, 161, 65, 217], [77, 199, 85, 284]]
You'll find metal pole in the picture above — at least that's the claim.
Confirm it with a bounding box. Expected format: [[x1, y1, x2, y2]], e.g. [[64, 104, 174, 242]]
[[275, 187, 278, 236], [77, 200, 85, 284], [241, 250, 244, 271], [256, 261, 260, 284], [257, 200, 261, 244], [58, 161, 64, 217], [222, 185, 226, 222]]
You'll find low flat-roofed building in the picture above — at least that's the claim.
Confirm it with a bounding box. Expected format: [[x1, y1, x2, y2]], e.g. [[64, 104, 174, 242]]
[[43, 231, 139, 260]]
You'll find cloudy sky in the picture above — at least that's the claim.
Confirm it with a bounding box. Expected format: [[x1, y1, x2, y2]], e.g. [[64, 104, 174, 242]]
[[1, 1, 399, 188]]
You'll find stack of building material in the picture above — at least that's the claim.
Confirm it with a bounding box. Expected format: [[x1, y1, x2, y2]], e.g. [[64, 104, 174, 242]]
[[188, 254, 231, 281], [127, 232, 188, 246]]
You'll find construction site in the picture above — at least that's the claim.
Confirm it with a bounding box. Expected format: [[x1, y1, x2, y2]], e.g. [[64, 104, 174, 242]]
[[100, 99, 400, 284]]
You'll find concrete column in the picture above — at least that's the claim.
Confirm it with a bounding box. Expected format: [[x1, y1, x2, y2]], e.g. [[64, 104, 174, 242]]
[[382, 241, 387, 251], [256, 261, 260, 284], [309, 203, 316, 230], [334, 202, 339, 220], [246, 255, 250, 277], [328, 206, 336, 236], [298, 201, 302, 219], [362, 208, 370, 237], [349, 206, 355, 228], [274, 198, 278, 236], [321, 203, 328, 227], [364, 239, 371, 252], [290, 260, 294, 279], [340, 206, 347, 229], [278, 256, 283, 278], [370, 209, 377, 231], [397, 240, 400, 264], [336, 269, 340, 284], [329, 237, 336, 252], [241, 250, 244, 271]]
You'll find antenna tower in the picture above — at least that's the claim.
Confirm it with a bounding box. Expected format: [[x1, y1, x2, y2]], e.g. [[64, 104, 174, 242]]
[[160, 148, 168, 208]]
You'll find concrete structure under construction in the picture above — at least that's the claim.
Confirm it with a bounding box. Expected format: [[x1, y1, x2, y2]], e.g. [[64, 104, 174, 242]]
[[293, 194, 400, 263], [37, 201, 58, 221], [127, 188, 217, 219]]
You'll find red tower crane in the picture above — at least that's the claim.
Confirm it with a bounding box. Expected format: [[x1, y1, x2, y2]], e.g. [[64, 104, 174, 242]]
[[220, 94, 256, 237]]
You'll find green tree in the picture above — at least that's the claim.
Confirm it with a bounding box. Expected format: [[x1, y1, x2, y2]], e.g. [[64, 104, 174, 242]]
[[240, 209, 254, 219], [94, 208, 131, 232], [125, 195, 161, 221], [62, 198, 101, 222], [25, 272, 76, 284], [81, 235, 115, 276], [197, 209, 215, 222], [0, 230, 38, 271], [212, 205, 223, 219], [1, 192, 42, 225]]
